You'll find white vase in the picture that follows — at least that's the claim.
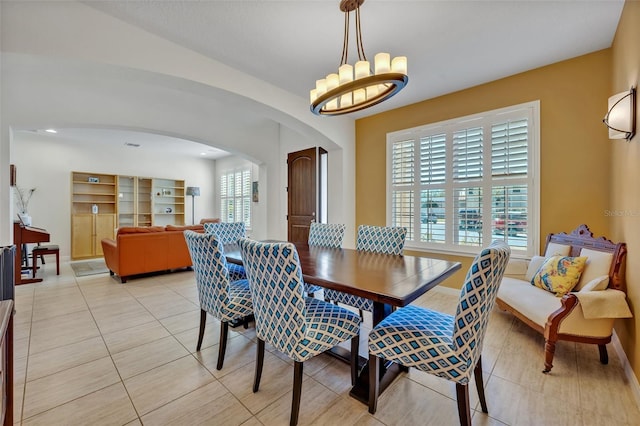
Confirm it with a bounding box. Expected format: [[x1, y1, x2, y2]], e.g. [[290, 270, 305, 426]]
[[18, 212, 32, 226]]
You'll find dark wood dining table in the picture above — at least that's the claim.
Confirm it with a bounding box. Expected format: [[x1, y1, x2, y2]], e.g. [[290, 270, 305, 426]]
[[224, 242, 462, 404]]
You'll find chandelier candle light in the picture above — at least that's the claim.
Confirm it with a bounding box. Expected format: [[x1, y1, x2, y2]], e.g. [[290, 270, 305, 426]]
[[310, 0, 408, 116]]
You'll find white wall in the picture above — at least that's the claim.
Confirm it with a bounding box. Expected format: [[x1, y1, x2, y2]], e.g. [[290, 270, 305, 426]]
[[0, 1, 356, 246], [12, 131, 222, 258]]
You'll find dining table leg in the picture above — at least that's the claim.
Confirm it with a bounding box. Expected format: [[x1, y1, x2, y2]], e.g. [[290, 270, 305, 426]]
[[349, 301, 403, 404]]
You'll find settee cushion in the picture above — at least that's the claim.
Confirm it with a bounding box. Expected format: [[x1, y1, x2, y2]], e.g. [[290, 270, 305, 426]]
[[498, 277, 617, 337], [525, 256, 546, 282], [500, 277, 561, 327], [545, 242, 571, 257], [575, 248, 614, 291], [579, 275, 610, 292], [117, 226, 165, 235], [531, 255, 587, 297]]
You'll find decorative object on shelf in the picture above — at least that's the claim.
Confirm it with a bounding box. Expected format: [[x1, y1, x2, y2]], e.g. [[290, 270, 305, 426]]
[[88, 176, 100, 183], [92, 204, 99, 214], [186, 186, 200, 225], [603, 86, 636, 141], [161, 188, 172, 196], [14, 185, 36, 226], [310, 0, 408, 116], [165, 207, 173, 213]]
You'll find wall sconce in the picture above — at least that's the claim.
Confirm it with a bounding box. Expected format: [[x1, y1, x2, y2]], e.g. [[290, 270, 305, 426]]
[[603, 87, 636, 141], [186, 186, 200, 225]]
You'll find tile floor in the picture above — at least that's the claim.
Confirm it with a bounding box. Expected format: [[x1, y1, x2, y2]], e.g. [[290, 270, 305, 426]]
[[11, 259, 640, 425]]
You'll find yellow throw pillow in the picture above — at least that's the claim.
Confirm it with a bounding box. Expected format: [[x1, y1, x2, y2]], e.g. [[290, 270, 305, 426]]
[[531, 255, 588, 297]]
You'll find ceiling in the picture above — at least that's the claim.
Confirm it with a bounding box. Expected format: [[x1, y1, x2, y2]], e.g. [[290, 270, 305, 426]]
[[23, 128, 230, 160], [50, 0, 624, 157], [87, 0, 625, 116]]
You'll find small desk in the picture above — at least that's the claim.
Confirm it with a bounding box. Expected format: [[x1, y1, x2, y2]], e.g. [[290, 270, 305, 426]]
[[225, 242, 461, 403]]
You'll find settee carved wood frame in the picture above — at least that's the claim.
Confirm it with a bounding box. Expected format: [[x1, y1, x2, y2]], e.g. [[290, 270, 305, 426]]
[[496, 224, 627, 373]]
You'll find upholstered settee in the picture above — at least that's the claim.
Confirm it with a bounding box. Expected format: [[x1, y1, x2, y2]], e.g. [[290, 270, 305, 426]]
[[101, 224, 205, 283], [496, 224, 631, 373]]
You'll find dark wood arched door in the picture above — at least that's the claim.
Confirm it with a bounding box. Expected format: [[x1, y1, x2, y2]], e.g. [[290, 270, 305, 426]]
[[287, 147, 327, 243]]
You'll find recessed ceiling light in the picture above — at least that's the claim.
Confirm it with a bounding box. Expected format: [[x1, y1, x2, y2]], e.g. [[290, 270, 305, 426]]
[[45, 129, 57, 133], [200, 152, 206, 156]]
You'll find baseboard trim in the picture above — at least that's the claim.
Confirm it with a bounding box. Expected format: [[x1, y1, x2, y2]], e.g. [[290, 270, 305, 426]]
[[611, 330, 640, 408]]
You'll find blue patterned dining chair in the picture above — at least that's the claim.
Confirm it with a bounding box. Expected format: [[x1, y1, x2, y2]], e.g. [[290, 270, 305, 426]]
[[368, 241, 510, 426], [305, 222, 346, 297], [184, 231, 253, 370], [324, 225, 407, 314], [203, 221, 247, 280], [238, 238, 361, 426]]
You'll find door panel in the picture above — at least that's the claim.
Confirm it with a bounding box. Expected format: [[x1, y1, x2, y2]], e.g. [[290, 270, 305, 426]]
[[71, 214, 94, 259], [288, 148, 317, 243], [95, 214, 116, 256]]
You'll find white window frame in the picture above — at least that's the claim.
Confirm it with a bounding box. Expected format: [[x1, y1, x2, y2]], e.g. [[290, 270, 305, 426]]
[[386, 101, 540, 258], [220, 168, 252, 228]]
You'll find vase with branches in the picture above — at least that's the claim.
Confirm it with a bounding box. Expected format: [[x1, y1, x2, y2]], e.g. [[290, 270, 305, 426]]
[[14, 186, 36, 225]]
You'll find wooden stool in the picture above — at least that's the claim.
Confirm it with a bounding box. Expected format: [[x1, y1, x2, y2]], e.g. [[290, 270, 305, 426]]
[[32, 244, 60, 277]]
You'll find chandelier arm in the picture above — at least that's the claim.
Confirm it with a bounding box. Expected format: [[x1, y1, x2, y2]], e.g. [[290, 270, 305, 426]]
[[355, 5, 367, 62], [340, 10, 350, 66]]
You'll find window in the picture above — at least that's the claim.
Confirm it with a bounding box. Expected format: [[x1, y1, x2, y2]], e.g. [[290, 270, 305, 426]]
[[220, 169, 251, 227], [387, 101, 539, 256]]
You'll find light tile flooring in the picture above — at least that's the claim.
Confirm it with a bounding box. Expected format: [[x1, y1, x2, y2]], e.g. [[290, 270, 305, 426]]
[[11, 260, 640, 425]]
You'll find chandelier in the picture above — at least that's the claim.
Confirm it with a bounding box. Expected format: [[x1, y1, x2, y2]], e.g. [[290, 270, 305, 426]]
[[310, 0, 408, 116]]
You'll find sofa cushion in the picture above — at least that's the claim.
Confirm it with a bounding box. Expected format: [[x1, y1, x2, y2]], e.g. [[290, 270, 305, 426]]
[[578, 275, 610, 292], [531, 255, 587, 297], [165, 224, 205, 231], [575, 248, 614, 291], [199, 218, 221, 224], [117, 226, 165, 235]]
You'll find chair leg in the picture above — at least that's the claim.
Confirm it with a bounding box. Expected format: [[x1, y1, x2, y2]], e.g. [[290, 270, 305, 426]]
[[598, 344, 609, 364], [474, 356, 488, 413], [368, 353, 380, 414], [196, 309, 207, 351], [350, 335, 360, 386], [291, 361, 304, 426], [455, 382, 472, 426], [216, 321, 229, 370], [254, 339, 265, 392], [543, 338, 557, 373]]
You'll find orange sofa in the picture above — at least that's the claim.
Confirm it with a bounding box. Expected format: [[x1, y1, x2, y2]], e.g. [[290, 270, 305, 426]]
[[101, 224, 205, 283]]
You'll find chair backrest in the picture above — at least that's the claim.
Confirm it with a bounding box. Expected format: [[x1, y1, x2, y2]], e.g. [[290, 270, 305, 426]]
[[238, 238, 307, 357], [356, 225, 407, 255], [308, 223, 346, 248], [184, 230, 232, 318], [203, 222, 246, 245], [453, 240, 510, 364]]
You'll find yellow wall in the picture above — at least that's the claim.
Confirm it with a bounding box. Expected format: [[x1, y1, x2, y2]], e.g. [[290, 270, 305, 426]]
[[356, 49, 612, 284], [356, 0, 640, 382], [610, 0, 640, 381]]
